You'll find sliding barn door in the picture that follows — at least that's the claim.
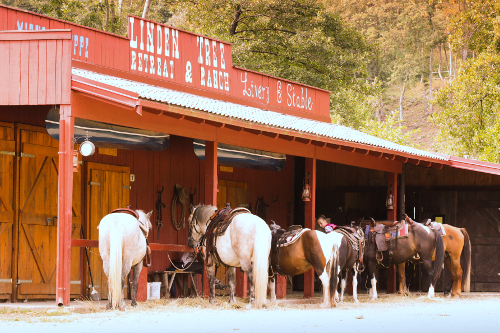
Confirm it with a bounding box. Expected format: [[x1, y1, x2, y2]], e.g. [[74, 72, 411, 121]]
[[0, 122, 15, 299], [16, 125, 81, 299], [86, 162, 130, 299]]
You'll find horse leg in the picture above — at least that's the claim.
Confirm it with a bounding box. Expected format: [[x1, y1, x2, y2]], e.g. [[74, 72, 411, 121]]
[[397, 262, 407, 295], [130, 261, 143, 307], [447, 254, 463, 298], [240, 260, 255, 307], [227, 266, 237, 303], [268, 275, 276, 302], [421, 258, 435, 298], [339, 269, 347, 303], [206, 264, 217, 304], [366, 260, 377, 300], [352, 267, 359, 303]]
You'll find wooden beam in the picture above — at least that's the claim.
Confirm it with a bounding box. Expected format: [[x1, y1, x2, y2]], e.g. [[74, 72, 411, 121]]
[[431, 162, 444, 169], [279, 134, 295, 141], [303, 158, 316, 298], [419, 161, 432, 168], [295, 137, 311, 145], [311, 140, 326, 147], [340, 146, 355, 152], [326, 143, 341, 150], [243, 128, 261, 135], [185, 115, 205, 124], [382, 153, 396, 160], [395, 156, 408, 163], [55, 105, 74, 307], [368, 150, 384, 158], [225, 124, 243, 131], [205, 120, 224, 128], [262, 132, 279, 139]]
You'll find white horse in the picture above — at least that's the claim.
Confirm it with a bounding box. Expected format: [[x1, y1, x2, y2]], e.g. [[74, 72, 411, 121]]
[[98, 209, 152, 310], [188, 204, 271, 308]]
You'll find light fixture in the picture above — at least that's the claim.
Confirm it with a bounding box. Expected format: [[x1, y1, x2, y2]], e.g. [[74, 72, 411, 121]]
[[72, 131, 95, 172], [386, 185, 394, 210], [302, 171, 311, 202]]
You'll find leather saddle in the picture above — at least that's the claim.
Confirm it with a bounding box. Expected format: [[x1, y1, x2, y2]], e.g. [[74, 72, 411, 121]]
[[276, 225, 307, 247], [204, 204, 251, 267], [110, 207, 151, 267], [333, 224, 365, 265], [368, 220, 405, 263]]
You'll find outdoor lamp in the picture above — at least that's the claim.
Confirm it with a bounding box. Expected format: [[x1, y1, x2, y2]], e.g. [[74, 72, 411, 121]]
[[72, 131, 95, 172], [302, 172, 311, 202], [386, 185, 394, 210]]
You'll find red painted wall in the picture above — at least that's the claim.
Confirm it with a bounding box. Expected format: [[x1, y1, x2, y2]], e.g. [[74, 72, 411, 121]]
[[0, 4, 330, 121]]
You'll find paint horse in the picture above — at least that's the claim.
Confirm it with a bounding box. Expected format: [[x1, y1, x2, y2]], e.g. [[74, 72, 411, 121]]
[[98, 209, 153, 310], [333, 224, 365, 303], [364, 218, 445, 299], [187, 204, 271, 308], [268, 222, 343, 308], [397, 215, 471, 297]]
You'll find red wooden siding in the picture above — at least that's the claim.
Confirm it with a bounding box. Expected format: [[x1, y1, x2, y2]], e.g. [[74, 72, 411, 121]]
[[0, 4, 331, 122], [0, 30, 71, 106]]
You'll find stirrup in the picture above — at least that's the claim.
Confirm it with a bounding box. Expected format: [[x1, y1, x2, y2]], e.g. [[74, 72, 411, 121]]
[[413, 253, 420, 261], [376, 252, 383, 261]]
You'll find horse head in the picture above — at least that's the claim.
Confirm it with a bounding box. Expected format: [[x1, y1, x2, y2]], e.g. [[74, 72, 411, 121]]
[[137, 210, 153, 234], [187, 204, 216, 248], [268, 220, 283, 235]]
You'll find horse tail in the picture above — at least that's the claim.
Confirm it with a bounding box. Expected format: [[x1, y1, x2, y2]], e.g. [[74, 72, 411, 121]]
[[432, 229, 445, 286], [460, 228, 472, 293], [252, 223, 271, 308], [108, 225, 123, 309], [329, 238, 340, 302]]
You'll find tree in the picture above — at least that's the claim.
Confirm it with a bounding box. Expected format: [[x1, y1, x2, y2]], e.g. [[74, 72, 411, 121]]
[[168, 0, 376, 128]]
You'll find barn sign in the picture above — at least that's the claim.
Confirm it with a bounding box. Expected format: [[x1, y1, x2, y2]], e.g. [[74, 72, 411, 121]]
[[1, 6, 330, 120]]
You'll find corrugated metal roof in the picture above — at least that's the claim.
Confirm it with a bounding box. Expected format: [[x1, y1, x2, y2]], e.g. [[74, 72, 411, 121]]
[[72, 68, 447, 161]]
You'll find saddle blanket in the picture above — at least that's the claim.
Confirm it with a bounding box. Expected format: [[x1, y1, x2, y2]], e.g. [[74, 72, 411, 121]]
[[385, 223, 408, 239], [278, 228, 310, 247], [428, 222, 446, 236]]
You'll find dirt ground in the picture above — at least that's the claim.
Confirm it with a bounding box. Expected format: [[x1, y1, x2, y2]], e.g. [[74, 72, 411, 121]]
[[1, 293, 499, 333]]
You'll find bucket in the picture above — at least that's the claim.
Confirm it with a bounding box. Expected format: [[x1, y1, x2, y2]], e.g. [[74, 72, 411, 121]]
[[148, 282, 161, 300]]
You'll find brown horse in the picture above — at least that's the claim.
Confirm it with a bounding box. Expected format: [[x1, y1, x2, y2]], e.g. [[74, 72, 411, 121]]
[[397, 217, 471, 297], [268, 222, 343, 307]]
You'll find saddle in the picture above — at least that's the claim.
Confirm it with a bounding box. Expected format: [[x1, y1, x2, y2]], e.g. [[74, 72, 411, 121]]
[[333, 224, 365, 265], [204, 204, 251, 267], [276, 225, 309, 247], [367, 220, 408, 264], [423, 219, 446, 236], [110, 207, 151, 267]]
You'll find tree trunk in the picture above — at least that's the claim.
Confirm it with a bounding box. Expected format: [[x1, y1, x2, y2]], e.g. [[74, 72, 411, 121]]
[[399, 73, 408, 120], [438, 44, 443, 80], [422, 74, 428, 115], [110, 0, 115, 34], [443, 44, 449, 80], [376, 97, 383, 122], [429, 47, 433, 114], [449, 43, 453, 80], [105, 0, 109, 32], [142, 0, 152, 18], [118, 0, 123, 13]]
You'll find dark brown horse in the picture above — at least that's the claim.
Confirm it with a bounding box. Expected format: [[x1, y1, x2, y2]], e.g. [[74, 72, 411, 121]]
[[397, 217, 471, 297], [268, 222, 343, 307], [365, 218, 445, 299]]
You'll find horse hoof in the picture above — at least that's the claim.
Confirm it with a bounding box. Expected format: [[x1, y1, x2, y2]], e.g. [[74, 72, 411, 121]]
[[131, 301, 138, 307], [209, 299, 216, 305], [105, 303, 112, 310]]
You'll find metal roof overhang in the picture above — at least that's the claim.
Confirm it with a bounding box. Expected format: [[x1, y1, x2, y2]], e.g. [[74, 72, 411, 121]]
[[69, 68, 500, 176]]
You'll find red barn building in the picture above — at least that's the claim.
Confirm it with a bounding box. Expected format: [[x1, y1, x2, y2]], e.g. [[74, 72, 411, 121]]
[[1, 5, 499, 305]]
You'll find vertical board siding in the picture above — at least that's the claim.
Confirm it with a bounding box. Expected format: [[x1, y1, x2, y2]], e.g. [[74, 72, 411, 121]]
[[0, 32, 71, 106]]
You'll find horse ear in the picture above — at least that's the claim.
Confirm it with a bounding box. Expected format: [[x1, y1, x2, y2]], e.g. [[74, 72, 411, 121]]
[[370, 217, 376, 227], [147, 210, 153, 219]]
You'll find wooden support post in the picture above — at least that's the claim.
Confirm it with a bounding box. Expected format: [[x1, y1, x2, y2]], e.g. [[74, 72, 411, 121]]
[[387, 172, 398, 294], [304, 158, 316, 298], [56, 105, 74, 306], [137, 267, 148, 301], [236, 268, 247, 298], [276, 274, 287, 299], [203, 141, 218, 298]]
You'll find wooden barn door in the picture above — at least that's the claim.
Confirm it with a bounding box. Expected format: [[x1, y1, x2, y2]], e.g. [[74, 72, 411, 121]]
[[216, 180, 248, 286], [86, 162, 130, 299], [16, 125, 81, 299], [0, 122, 15, 299]]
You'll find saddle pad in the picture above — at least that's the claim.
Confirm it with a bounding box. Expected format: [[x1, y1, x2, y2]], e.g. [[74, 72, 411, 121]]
[[429, 222, 446, 236], [385, 223, 408, 239], [278, 228, 310, 247]]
